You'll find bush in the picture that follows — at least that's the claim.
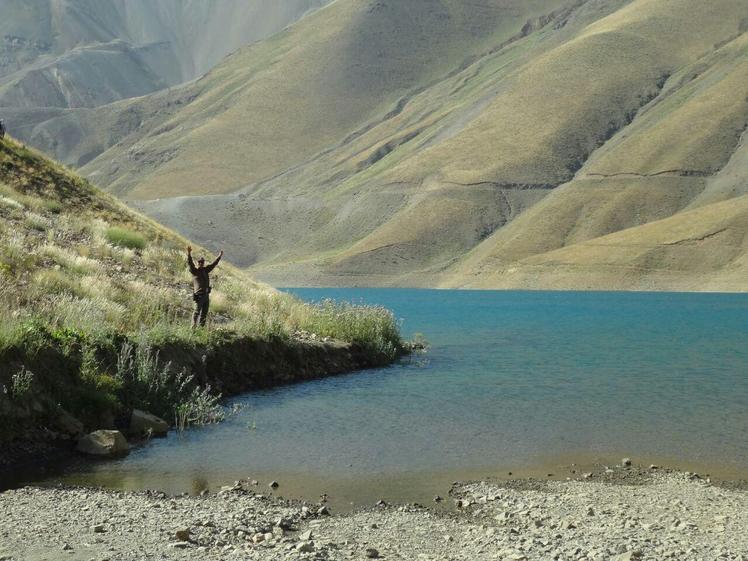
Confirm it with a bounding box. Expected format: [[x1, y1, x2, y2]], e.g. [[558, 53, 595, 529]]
[[41, 199, 63, 214], [105, 227, 146, 250], [115, 341, 222, 425], [295, 299, 402, 361], [9, 367, 34, 401]]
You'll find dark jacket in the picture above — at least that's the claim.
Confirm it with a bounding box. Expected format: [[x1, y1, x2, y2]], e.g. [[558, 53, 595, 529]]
[[188, 254, 221, 295]]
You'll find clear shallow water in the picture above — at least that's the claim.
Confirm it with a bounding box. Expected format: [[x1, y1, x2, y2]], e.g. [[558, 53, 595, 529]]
[[40, 290, 748, 502]]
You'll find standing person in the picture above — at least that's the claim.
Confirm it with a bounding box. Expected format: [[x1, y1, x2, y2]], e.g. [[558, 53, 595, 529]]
[[187, 245, 223, 328], [0, 120, 6, 139]]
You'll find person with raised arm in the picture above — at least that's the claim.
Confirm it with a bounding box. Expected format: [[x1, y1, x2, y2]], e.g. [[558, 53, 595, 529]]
[[187, 245, 223, 328]]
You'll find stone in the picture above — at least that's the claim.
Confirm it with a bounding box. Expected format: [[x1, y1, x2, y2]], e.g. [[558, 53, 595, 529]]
[[76, 431, 129, 457], [167, 542, 190, 549], [269, 481, 279, 489], [174, 528, 191, 541], [129, 409, 169, 437], [297, 541, 314, 553], [365, 548, 380, 559], [613, 551, 642, 561], [622, 458, 632, 467], [299, 530, 313, 541], [317, 506, 330, 516], [92, 524, 106, 533], [275, 516, 293, 530]]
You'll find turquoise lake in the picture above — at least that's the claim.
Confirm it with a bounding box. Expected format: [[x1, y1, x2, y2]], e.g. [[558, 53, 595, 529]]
[[41, 289, 748, 505]]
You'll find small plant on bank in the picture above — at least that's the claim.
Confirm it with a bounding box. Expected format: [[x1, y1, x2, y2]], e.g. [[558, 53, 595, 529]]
[[9, 367, 34, 401], [105, 226, 146, 250], [174, 386, 224, 431], [115, 341, 223, 426]]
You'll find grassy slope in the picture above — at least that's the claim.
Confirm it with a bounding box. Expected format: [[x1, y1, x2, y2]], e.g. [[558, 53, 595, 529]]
[[8, 0, 748, 290], [0, 136, 402, 439]]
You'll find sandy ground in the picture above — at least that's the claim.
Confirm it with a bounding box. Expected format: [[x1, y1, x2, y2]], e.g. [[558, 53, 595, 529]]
[[1, 465, 746, 561]]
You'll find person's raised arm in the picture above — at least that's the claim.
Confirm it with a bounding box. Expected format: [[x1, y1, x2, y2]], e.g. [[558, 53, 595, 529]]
[[187, 245, 198, 274], [206, 250, 224, 273]]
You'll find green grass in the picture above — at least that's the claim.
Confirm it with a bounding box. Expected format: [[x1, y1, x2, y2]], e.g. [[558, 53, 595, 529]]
[[105, 226, 147, 250]]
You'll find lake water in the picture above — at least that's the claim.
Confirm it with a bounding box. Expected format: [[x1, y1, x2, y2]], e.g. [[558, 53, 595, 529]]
[[37, 289, 748, 507]]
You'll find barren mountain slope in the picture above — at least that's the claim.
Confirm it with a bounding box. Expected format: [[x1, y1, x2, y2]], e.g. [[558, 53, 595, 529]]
[[7, 0, 748, 290], [0, 0, 329, 152]]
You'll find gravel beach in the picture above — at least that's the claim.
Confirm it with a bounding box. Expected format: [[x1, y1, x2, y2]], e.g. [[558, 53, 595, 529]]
[[1, 466, 746, 561]]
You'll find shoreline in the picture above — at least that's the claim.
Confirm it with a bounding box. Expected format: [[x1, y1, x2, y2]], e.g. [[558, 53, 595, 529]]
[[0, 335, 409, 489], [31, 454, 748, 515], [2, 464, 746, 560]]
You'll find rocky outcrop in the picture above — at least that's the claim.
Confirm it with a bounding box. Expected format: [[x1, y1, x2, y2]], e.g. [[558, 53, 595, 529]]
[[75, 430, 129, 457]]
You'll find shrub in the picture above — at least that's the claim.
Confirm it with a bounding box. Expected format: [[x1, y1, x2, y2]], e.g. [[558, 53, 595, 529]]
[[9, 367, 34, 401], [41, 199, 63, 214], [32, 269, 89, 298], [105, 227, 146, 250], [114, 341, 222, 425], [294, 298, 402, 361], [39, 244, 102, 275], [174, 386, 224, 431], [24, 212, 50, 232]]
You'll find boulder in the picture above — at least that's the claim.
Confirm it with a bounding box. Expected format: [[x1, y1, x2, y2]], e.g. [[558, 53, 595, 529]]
[[129, 409, 169, 437], [76, 430, 129, 457]]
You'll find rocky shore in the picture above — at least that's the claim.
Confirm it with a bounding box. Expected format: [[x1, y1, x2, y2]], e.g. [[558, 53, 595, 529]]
[[1, 465, 746, 561]]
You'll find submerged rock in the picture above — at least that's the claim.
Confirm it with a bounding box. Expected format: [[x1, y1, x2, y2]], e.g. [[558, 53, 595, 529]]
[[129, 409, 169, 437], [76, 430, 129, 457]]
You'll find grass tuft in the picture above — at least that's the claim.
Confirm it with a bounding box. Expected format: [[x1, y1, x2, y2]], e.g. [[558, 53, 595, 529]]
[[105, 227, 147, 250]]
